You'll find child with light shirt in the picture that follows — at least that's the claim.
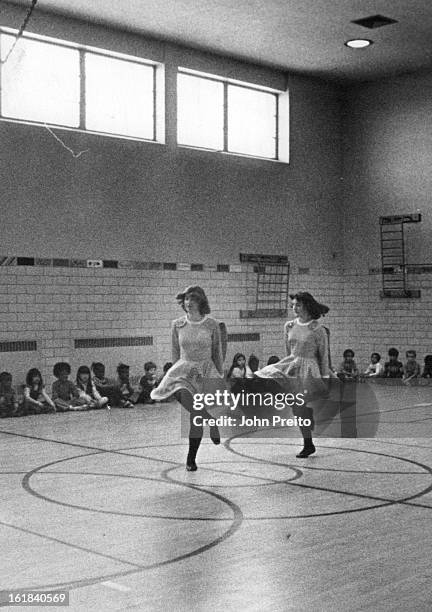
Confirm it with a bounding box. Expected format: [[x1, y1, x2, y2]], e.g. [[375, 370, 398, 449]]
[[363, 352, 384, 378], [23, 368, 56, 414], [76, 365, 109, 408]]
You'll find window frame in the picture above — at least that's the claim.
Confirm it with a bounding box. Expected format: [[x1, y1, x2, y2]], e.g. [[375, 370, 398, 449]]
[[0, 27, 163, 143], [83, 49, 158, 141], [177, 67, 283, 161]]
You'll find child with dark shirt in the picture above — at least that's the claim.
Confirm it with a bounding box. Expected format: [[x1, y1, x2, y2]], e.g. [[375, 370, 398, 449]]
[[91, 362, 118, 406], [116, 363, 135, 408], [247, 354, 259, 378], [402, 350, 420, 385], [0, 372, 19, 417], [52, 362, 88, 411], [337, 349, 359, 381], [383, 348, 404, 378], [422, 355, 432, 378], [136, 361, 158, 404]]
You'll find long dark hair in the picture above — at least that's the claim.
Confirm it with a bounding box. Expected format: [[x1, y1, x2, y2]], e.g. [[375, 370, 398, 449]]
[[290, 292, 329, 320], [26, 368, 43, 391], [248, 354, 259, 373], [76, 365, 93, 395], [227, 353, 246, 379], [176, 286, 211, 315]]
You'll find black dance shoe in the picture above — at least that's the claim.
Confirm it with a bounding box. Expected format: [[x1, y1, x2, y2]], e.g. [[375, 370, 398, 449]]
[[210, 425, 221, 445], [186, 460, 198, 472], [296, 444, 316, 458]]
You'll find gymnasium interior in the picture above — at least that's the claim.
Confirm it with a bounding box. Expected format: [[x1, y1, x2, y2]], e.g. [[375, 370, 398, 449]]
[[1, 1, 432, 610]]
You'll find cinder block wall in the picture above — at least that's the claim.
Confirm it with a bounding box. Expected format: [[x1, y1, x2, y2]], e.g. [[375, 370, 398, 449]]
[[2, 261, 430, 389], [0, 262, 267, 387], [0, 262, 342, 387], [340, 271, 432, 370]]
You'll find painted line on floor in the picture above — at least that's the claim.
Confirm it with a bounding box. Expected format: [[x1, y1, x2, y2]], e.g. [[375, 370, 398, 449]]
[[102, 581, 131, 592]]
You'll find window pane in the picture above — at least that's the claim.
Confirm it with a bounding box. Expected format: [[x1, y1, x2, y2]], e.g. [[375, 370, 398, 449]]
[[177, 73, 223, 150], [85, 54, 154, 139], [0, 34, 80, 126], [228, 85, 277, 158]]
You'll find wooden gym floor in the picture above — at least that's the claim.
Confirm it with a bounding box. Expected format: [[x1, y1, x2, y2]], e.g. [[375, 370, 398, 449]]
[[0, 382, 431, 611]]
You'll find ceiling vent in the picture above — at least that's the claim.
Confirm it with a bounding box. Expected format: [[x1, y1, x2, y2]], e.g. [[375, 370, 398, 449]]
[[351, 14, 398, 29]]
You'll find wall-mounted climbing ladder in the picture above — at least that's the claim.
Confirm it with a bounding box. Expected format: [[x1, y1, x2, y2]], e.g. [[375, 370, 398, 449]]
[[239, 253, 290, 318], [379, 213, 421, 297]]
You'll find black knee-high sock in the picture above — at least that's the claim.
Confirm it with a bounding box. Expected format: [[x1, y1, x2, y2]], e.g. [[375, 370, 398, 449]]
[[299, 425, 314, 447], [187, 436, 202, 463], [188, 411, 203, 463], [175, 391, 205, 463], [305, 406, 315, 432], [299, 406, 314, 447], [187, 439, 201, 465]]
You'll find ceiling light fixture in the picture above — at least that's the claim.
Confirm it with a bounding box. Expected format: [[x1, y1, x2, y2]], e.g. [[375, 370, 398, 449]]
[[345, 39, 373, 49]]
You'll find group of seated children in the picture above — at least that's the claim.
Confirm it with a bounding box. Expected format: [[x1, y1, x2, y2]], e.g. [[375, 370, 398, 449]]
[[3, 346, 430, 419], [227, 353, 281, 388], [227, 348, 432, 390], [227, 353, 258, 382], [0, 360, 171, 419], [338, 348, 432, 385]]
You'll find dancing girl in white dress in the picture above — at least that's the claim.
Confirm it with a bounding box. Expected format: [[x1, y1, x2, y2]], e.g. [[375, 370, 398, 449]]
[[255, 292, 330, 457], [151, 286, 226, 471]]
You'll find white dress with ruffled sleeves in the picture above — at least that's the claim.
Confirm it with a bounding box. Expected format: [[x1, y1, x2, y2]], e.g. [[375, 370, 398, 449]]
[[255, 318, 330, 399], [151, 315, 225, 400]]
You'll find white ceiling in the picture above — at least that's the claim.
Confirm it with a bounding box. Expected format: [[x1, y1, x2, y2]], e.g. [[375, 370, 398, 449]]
[[8, 0, 432, 82]]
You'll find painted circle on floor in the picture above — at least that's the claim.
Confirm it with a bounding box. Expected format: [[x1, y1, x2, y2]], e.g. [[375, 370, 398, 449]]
[[223, 432, 432, 519], [18, 444, 243, 592]]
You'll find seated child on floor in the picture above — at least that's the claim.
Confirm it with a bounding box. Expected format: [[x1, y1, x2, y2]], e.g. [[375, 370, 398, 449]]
[[116, 363, 135, 408], [421, 355, 432, 378], [91, 362, 118, 404], [363, 352, 384, 378], [402, 350, 420, 385], [383, 348, 403, 378], [227, 353, 247, 380], [136, 361, 158, 404], [247, 354, 259, 378], [76, 365, 109, 409], [23, 368, 56, 414], [0, 371, 19, 417], [337, 349, 359, 381], [52, 362, 89, 412], [227, 353, 248, 392]]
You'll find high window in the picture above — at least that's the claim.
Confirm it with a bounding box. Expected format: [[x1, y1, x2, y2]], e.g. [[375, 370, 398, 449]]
[[177, 69, 285, 161], [1, 34, 80, 127], [0, 29, 161, 142]]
